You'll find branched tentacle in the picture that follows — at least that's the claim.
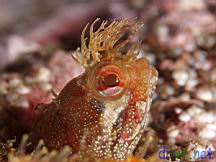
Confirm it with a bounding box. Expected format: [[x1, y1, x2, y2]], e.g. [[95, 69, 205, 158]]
[[72, 18, 143, 68]]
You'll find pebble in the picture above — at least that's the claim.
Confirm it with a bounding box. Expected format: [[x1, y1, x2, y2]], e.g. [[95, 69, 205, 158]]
[[172, 68, 197, 89], [196, 86, 215, 102], [206, 124, 216, 131], [167, 126, 180, 138], [167, 126, 180, 144], [35, 67, 51, 82], [157, 83, 175, 99], [40, 82, 52, 92], [173, 70, 189, 86], [175, 107, 183, 114], [9, 77, 22, 87], [178, 0, 205, 11], [195, 112, 215, 124], [16, 85, 30, 95], [179, 112, 191, 123], [198, 127, 216, 139], [187, 106, 203, 117], [185, 78, 198, 91], [185, 70, 198, 90]]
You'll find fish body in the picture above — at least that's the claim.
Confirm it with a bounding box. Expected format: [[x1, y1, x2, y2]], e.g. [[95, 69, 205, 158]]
[[31, 19, 158, 161]]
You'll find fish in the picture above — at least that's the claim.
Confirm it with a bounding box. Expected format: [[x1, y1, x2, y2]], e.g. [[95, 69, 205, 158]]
[[30, 18, 158, 161]]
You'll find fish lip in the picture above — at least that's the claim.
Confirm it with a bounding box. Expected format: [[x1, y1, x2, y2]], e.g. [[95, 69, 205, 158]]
[[86, 61, 130, 102]]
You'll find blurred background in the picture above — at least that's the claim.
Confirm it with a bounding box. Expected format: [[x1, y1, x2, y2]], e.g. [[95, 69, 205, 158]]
[[0, 0, 215, 68], [1, 0, 216, 161]]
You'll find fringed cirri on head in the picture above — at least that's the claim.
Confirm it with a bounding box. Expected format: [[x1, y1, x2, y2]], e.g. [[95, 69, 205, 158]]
[[72, 18, 143, 69]]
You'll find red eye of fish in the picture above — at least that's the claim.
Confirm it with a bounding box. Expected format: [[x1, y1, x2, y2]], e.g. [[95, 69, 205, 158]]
[[88, 62, 129, 101]]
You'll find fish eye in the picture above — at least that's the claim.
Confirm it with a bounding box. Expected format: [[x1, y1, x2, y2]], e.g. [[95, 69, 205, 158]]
[[87, 62, 129, 101]]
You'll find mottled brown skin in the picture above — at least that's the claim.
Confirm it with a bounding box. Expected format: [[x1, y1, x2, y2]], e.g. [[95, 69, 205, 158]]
[[30, 19, 158, 161]]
